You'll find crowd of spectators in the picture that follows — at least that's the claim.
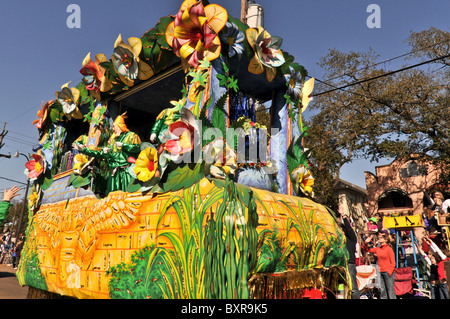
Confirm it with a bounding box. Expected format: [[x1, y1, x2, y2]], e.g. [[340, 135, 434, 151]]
[[0, 229, 24, 269], [342, 191, 450, 299]]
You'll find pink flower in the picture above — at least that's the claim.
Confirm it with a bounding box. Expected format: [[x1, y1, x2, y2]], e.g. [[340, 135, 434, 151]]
[[25, 154, 46, 180], [159, 108, 199, 162], [164, 121, 196, 157]]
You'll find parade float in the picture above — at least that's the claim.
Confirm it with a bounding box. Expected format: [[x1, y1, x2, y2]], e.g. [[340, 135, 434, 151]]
[[17, 0, 350, 299]]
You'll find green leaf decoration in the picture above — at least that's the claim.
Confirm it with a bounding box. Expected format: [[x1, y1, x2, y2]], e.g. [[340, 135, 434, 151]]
[[159, 162, 205, 192], [216, 73, 228, 87], [66, 172, 77, 187], [189, 69, 209, 88], [287, 135, 310, 177], [76, 82, 94, 105], [66, 172, 91, 189], [140, 16, 177, 74], [140, 175, 160, 193], [40, 170, 54, 191], [127, 178, 142, 193], [142, 16, 174, 49], [228, 75, 239, 93], [211, 93, 228, 139], [72, 175, 91, 189], [48, 102, 65, 123]]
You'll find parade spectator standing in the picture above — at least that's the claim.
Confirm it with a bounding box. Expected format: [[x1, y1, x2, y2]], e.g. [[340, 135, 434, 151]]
[[341, 213, 360, 299], [367, 232, 397, 299], [367, 217, 379, 233], [436, 249, 450, 299], [430, 192, 445, 231], [12, 235, 24, 269], [0, 186, 21, 265], [428, 252, 440, 299], [374, 213, 385, 232]]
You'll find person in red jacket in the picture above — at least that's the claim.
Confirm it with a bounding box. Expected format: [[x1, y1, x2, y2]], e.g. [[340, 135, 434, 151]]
[[367, 232, 397, 299], [436, 249, 450, 299]]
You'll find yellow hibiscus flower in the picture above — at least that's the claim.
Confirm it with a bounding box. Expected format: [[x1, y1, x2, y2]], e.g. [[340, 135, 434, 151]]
[[134, 147, 159, 182], [165, 0, 228, 71], [73, 153, 89, 175], [292, 165, 314, 196]]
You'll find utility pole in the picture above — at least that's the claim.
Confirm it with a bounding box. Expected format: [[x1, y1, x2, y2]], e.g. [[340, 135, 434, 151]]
[[240, 0, 248, 24], [0, 123, 10, 158], [13, 152, 30, 240]]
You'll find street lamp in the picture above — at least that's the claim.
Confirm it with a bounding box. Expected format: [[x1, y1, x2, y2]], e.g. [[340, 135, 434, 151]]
[[13, 151, 30, 240], [14, 151, 29, 162]]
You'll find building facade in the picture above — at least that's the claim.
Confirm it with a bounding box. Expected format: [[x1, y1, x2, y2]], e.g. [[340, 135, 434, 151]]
[[335, 178, 368, 234], [364, 157, 442, 218]]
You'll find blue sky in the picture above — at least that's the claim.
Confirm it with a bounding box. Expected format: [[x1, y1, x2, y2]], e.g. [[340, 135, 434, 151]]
[[0, 0, 448, 194]]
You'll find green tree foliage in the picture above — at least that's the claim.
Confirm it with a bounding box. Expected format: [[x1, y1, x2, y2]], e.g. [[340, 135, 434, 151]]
[[304, 28, 449, 206]]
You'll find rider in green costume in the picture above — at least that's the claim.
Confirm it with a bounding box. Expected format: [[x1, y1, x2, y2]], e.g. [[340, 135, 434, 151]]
[[76, 113, 141, 195]]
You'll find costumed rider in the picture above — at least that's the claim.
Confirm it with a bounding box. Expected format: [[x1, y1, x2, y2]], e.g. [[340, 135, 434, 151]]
[[150, 102, 181, 144], [74, 113, 141, 194]]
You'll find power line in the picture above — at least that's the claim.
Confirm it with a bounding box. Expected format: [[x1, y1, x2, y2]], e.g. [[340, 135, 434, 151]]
[[311, 66, 444, 104], [321, 38, 450, 83], [0, 176, 27, 186], [4, 103, 40, 125], [312, 54, 450, 98], [7, 129, 38, 140], [4, 136, 36, 147]]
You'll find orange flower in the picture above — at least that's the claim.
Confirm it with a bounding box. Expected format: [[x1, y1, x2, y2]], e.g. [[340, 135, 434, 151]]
[[80, 52, 113, 100], [32, 100, 54, 129]]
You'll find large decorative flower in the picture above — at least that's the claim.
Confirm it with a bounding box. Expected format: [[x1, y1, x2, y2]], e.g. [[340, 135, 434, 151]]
[[80, 52, 113, 100], [203, 137, 237, 179], [292, 165, 314, 196], [284, 66, 302, 100], [161, 108, 199, 161], [300, 78, 315, 113], [32, 100, 54, 130], [73, 153, 89, 175], [111, 34, 154, 87], [163, 121, 196, 159], [165, 0, 228, 70], [55, 83, 83, 120], [134, 147, 159, 182], [219, 22, 244, 58], [25, 154, 46, 181], [246, 26, 285, 82]]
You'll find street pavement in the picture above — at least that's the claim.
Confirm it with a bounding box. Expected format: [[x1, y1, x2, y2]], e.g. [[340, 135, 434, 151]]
[[0, 264, 29, 299]]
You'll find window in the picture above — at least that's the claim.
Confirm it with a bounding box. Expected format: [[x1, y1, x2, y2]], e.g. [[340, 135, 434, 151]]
[[400, 161, 428, 178], [378, 188, 413, 209]]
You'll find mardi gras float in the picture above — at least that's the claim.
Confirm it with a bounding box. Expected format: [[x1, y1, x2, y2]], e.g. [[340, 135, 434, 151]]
[[17, 0, 350, 299]]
